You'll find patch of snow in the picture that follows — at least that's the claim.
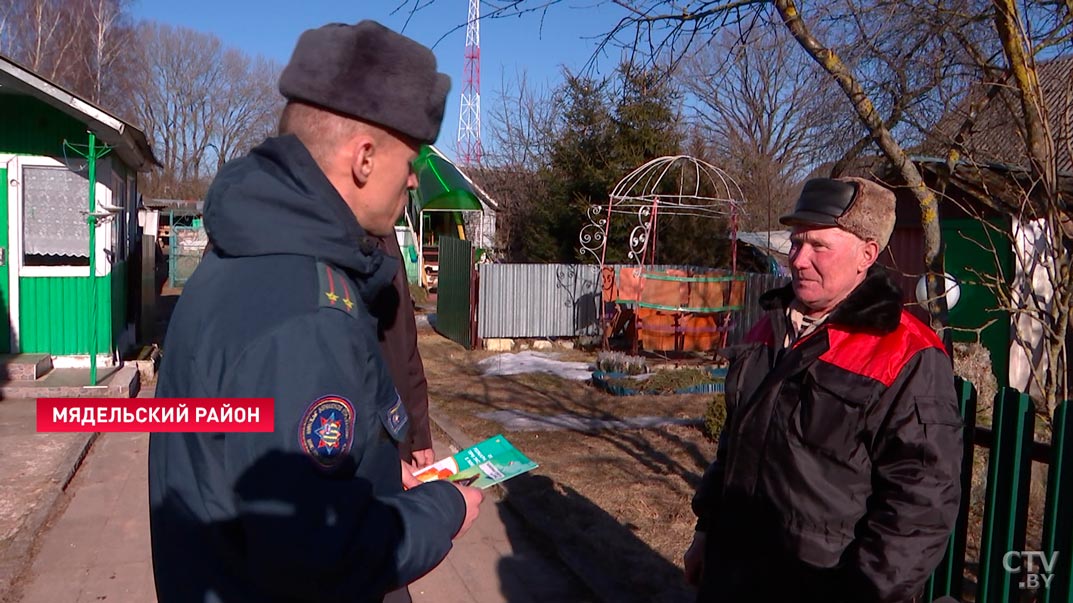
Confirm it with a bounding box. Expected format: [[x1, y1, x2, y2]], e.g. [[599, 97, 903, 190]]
[[476, 351, 593, 381]]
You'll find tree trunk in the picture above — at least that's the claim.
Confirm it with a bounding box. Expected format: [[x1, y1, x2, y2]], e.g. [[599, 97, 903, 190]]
[[991, 0, 1067, 414], [773, 0, 951, 338]]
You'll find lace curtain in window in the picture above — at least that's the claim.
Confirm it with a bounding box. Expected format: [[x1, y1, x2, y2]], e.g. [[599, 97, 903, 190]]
[[23, 166, 90, 257]]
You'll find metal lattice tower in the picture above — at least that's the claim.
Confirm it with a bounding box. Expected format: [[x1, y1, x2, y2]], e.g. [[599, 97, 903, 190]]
[[457, 0, 483, 165]]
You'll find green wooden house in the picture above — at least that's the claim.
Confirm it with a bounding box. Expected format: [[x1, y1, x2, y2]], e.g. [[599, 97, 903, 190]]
[[0, 54, 155, 364]]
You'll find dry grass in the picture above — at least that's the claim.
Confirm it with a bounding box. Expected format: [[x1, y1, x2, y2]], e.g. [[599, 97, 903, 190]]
[[954, 342, 997, 426], [420, 332, 713, 602], [962, 451, 1050, 602]]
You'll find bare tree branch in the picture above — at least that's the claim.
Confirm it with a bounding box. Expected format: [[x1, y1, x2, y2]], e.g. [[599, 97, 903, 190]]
[[774, 0, 952, 333]]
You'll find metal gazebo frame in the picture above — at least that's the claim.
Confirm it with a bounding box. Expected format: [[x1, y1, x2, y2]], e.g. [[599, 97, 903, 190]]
[[579, 155, 748, 352]]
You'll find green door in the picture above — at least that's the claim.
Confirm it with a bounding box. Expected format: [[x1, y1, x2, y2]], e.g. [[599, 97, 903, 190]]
[[943, 218, 1011, 389], [0, 168, 10, 353]]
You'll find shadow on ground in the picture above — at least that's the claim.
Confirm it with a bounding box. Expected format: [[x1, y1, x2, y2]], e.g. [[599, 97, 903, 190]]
[[490, 499, 597, 603], [423, 336, 710, 602], [500, 474, 695, 603]]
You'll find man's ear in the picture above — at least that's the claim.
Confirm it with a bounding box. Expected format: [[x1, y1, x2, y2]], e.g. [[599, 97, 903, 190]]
[[350, 134, 376, 186], [859, 240, 880, 272]]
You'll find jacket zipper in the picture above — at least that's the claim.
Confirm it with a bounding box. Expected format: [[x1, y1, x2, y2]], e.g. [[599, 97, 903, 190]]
[[727, 321, 829, 494]]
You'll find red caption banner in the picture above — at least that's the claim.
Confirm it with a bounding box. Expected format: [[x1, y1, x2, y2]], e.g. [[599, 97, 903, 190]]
[[36, 398, 275, 432]]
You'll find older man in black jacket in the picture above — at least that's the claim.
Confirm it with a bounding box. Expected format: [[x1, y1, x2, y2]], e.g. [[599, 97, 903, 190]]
[[684, 177, 963, 603]]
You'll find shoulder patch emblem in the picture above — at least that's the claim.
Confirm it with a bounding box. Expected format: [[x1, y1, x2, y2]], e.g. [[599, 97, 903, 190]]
[[299, 395, 356, 469]]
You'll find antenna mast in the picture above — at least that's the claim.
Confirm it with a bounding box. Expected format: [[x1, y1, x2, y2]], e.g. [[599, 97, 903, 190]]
[[457, 0, 483, 165]]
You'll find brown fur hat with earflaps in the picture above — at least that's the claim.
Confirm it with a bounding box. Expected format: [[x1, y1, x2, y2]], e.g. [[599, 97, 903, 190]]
[[780, 176, 896, 249]]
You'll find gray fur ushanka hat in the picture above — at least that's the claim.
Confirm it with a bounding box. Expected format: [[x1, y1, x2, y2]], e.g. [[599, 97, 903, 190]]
[[279, 20, 451, 144]]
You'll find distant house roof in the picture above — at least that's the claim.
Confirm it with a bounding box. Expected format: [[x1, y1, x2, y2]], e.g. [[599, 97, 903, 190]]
[[432, 146, 499, 211], [832, 152, 1073, 222], [928, 54, 1073, 175], [0, 53, 158, 170], [144, 198, 203, 215], [737, 230, 792, 257]]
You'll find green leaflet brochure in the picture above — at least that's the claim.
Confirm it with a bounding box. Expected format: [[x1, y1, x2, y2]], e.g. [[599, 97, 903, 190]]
[[412, 434, 538, 489]]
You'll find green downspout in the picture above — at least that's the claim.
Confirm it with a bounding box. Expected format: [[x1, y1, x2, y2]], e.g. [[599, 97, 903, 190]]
[[88, 132, 98, 386]]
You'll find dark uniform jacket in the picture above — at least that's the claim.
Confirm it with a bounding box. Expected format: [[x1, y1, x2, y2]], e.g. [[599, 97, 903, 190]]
[[369, 234, 432, 460], [149, 135, 465, 603], [693, 267, 963, 603]]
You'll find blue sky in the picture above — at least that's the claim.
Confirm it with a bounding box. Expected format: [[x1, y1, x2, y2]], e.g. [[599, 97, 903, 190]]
[[130, 1, 631, 161]]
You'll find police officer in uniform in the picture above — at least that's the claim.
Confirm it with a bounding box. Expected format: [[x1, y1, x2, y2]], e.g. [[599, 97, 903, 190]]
[[149, 20, 482, 602]]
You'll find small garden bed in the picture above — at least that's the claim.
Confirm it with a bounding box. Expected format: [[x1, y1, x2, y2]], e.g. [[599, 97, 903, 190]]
[[592, 351, 725, 396], [592, 367, 726, 396]]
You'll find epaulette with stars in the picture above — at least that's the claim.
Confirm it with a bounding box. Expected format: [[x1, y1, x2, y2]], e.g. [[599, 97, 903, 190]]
[[316, 260, 358, 317]]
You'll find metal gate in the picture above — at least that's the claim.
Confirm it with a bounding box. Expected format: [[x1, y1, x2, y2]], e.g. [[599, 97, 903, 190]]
[[168, 216, 207, 287], [436, 236, 476, 349]]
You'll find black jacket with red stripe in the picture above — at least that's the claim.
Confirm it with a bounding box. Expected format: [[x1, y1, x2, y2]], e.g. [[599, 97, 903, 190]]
[[692, 266, 963, 603]]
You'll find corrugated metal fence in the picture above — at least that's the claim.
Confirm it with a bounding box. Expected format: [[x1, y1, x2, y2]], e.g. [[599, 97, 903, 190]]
[[725, 273, 790, 344], [476, 263, 788, 343], [477, 264, 601, 338]]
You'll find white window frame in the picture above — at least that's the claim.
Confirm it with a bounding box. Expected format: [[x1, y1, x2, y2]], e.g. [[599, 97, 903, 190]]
[[12, 155, 114, 278]]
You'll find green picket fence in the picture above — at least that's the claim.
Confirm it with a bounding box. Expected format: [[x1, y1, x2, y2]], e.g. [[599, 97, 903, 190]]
[[924, 378, 978, 601], [924, 381, 1072, 602], [1042, 397, 1073, 603]]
